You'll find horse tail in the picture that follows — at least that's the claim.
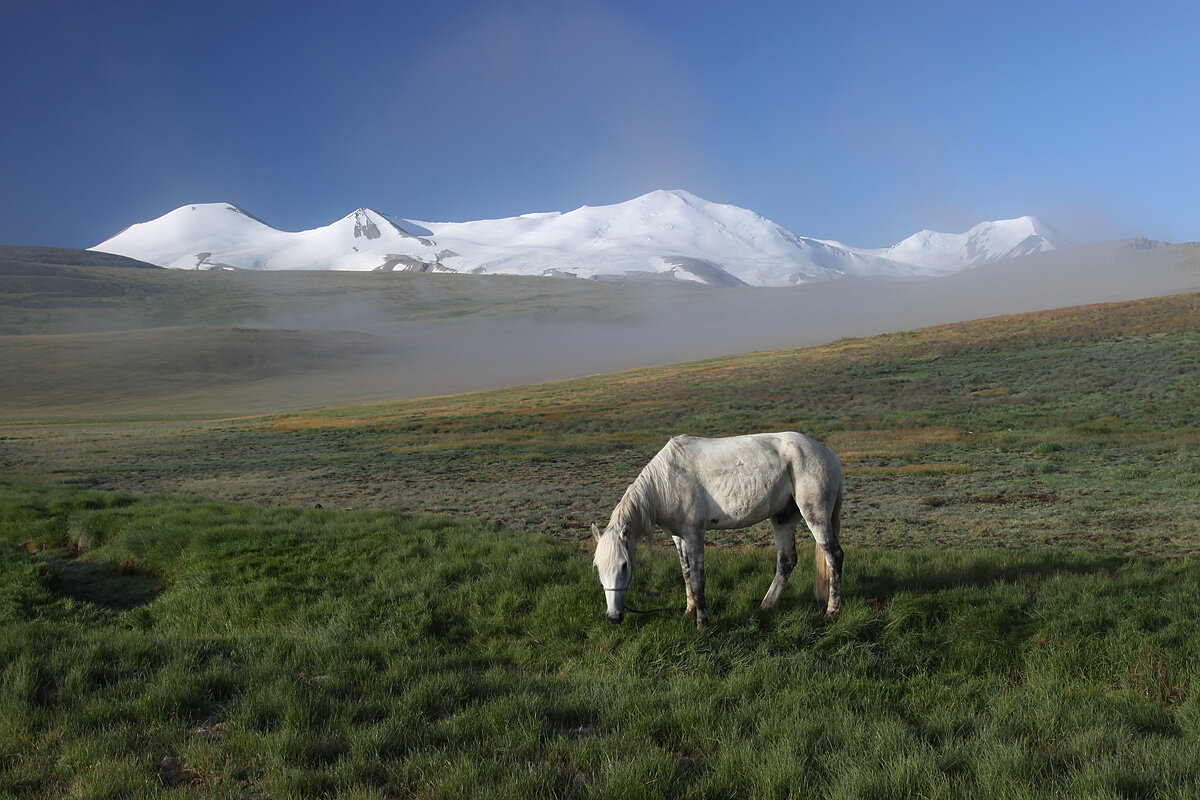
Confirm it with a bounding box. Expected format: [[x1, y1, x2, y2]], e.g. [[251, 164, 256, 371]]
[[813, 484, 843, 604], [831, 481, 843, 543], [813, 542, 830, 603]]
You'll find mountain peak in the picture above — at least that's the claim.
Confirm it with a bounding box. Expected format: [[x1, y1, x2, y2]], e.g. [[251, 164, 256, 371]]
[[641, 188, 704, 203], [344, 207, 389, 220], [347, 208, 385, 240], [179, 203, 272, 227], [883, 215, 1072, 272], [970, 216, 1074, 249], [572, 189, 708, 215], [90, 193, 1072, 285], [332, 208, 433, 242]]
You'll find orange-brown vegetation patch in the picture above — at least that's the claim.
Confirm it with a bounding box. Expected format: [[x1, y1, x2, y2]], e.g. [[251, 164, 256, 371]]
[[831, 427, 967, 459]]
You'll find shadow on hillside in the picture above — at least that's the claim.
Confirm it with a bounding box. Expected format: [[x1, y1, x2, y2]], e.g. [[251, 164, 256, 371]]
[[46, 555, 162, 610], [847, 549, 1129, 601]]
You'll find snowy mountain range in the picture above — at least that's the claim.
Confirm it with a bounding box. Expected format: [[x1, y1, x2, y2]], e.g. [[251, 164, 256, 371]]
[[91, 190, 1072, 288]]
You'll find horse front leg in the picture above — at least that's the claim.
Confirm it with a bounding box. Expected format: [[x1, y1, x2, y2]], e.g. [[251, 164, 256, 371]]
[[761, 516, 798, 610], [681, 533, 709, 629], [671, 534, 696, 618]]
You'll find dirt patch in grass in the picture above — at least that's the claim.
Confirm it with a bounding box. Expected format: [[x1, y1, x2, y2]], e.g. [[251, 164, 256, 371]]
[[970, 488, 1066, 505], [855, 463, 972, 476]]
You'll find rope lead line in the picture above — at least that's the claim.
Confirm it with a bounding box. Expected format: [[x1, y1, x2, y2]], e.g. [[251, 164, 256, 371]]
[[601, 587, 671, 615]]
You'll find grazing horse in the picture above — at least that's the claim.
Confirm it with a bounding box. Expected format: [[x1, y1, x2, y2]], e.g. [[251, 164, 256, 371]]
[[592, 432, 843, 629]]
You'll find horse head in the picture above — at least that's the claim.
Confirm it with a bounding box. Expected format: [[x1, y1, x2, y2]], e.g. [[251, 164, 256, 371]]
[[592, 522, 633, 624]]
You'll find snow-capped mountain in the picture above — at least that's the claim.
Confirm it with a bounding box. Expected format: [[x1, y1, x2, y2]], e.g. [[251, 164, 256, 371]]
[[91, 191, 1072, 287], [869, 216, 1073, 273], [94, 203, 445, 272]]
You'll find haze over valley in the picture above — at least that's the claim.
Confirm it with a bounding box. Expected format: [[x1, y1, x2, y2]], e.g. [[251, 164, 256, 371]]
[[5, 231, 1200, 419]]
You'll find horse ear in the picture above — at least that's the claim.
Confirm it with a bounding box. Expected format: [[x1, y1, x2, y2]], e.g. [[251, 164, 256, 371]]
[[591, 524, 601, 542]]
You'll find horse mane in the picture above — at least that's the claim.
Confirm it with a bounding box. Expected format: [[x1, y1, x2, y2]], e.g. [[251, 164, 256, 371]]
[[607, 444, 674, 541], [594, 471, 653, 576], [595, 439, 685, 575]]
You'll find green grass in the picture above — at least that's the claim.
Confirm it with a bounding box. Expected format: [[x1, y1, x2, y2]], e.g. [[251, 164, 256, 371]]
[[2, 484, 1199, 799], [4, 292, 1200, 796]]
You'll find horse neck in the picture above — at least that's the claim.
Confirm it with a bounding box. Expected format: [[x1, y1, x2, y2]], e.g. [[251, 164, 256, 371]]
[[609, 466, 658, 542]]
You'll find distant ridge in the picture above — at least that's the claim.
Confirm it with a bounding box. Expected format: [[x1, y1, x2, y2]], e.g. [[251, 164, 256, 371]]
[[91, 191, 1072, 287], [0, 244, 161, 270]]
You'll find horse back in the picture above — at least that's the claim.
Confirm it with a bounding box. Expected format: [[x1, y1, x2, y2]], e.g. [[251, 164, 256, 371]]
[[668, 432, 838, 477], [656, 432, 839, 530]]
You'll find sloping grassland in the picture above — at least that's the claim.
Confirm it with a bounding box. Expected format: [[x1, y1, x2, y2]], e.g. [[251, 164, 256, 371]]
[[7, 291, 1200, 556], [1, 292, 1199, 798]]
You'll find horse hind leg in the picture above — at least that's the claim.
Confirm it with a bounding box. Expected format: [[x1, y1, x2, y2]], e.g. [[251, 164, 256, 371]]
[[812, 533, 843, 619], [804, 488, 844, 619], [761, 508, 799, 610]]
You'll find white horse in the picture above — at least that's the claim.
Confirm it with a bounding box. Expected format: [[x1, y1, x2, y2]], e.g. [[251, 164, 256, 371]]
[[592, 432, 843, 629]]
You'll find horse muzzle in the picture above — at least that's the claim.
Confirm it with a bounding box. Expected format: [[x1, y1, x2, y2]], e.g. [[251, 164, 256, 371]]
[[606, 610, 625, 624]]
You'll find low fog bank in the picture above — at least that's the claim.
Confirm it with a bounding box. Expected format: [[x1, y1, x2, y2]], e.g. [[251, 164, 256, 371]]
[[375, 239, 1200, 399], [4, 239, 1198, 418]]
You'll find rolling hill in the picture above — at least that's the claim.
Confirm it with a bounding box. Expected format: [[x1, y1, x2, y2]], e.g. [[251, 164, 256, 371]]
[[2, 238, 1199, 418]]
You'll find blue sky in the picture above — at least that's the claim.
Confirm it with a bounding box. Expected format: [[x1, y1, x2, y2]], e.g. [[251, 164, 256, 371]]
[[2, 0, 1198, 249]]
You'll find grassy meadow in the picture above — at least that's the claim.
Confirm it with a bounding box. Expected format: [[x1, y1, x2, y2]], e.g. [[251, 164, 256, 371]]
[[2, 290, 1200, 797], [3, 486, 1199, 799]]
